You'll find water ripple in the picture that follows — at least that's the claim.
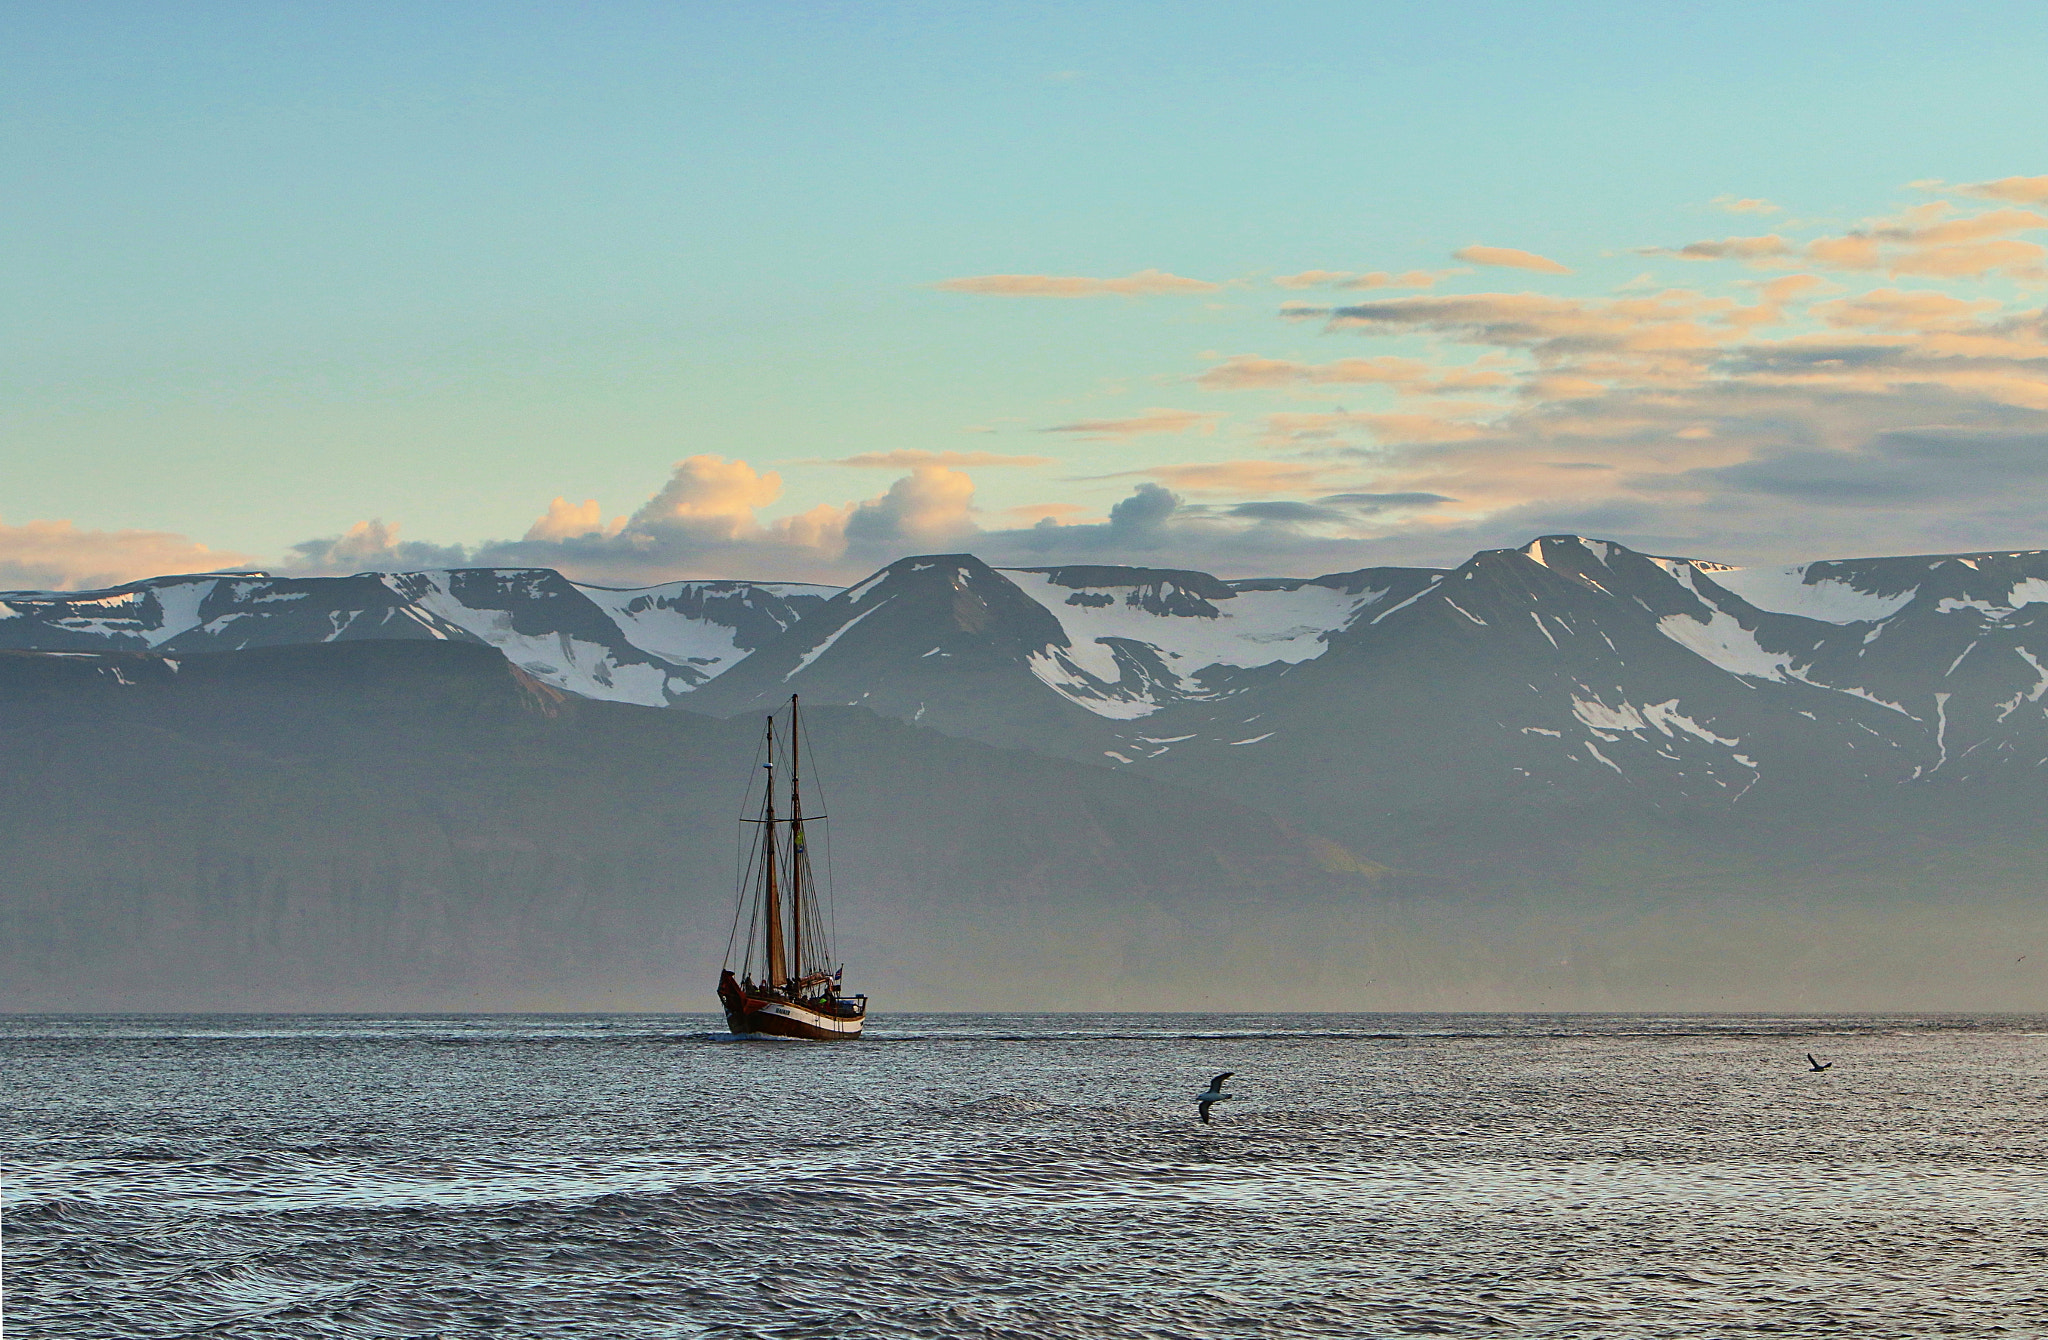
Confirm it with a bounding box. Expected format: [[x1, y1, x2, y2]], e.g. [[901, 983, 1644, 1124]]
[[5, 1012, 2045, 1337]]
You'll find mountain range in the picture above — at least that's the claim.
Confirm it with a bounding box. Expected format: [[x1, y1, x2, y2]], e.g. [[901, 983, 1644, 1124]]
[[6, 535, 2046, 1010], [12, 534, 2048, 813]]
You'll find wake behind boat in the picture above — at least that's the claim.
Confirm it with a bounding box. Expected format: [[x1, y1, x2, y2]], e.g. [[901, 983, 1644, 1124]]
[[717, 695, 867, 1040]]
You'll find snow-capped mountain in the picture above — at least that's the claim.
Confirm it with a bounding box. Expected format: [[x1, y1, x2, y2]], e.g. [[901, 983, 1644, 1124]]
[[8, 535, 2048, 818], [0, 569, 834, 706], [1004, 562, 1439, 719], [1096, 535, 2048, 840]]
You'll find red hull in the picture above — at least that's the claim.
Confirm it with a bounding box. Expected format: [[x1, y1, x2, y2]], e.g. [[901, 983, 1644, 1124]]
[[718, 970, 865, 1040]]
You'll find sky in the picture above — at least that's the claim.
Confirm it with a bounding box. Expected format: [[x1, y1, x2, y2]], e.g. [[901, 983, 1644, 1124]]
[[4, 1, 2047, 590]]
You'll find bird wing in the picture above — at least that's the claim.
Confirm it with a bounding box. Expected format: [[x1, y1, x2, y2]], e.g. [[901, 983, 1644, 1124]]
[[1211, 1072, 1234, 1088], [1197, 1101, 1213, 1123], [1807, 1054, 1819, 1066]]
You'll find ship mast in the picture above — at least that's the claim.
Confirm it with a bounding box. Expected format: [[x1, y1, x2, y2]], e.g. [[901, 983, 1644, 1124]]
[[787, 694, 806, 985], [762, 719, 786, 988]]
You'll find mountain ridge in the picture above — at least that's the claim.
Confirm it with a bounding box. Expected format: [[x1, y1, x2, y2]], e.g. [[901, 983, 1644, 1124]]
[[10, 535, 2048, 828]]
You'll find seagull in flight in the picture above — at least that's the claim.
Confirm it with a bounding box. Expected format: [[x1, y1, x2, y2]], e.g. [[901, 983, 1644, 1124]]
[[1197, 1072, 1235, 1123], [1806, 1053, 1832, 1072]]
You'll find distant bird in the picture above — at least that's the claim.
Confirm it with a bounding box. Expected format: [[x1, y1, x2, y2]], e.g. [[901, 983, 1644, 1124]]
[[1806, 1053, 1832, 1072], [1197, 1072, 1236, 1123]]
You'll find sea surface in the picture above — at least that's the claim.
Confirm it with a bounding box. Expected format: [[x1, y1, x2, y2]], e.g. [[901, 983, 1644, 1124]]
[[4, 1012, 2045, 1338]]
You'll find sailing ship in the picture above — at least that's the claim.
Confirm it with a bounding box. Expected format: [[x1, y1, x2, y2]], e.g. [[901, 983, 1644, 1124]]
[[717, 695, 867, 1040]]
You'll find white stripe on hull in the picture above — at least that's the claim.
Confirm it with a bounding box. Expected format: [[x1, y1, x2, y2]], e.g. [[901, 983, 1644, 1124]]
[[734, 998, 865, 1039]]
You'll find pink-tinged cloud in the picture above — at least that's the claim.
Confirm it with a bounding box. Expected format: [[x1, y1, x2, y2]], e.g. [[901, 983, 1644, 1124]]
[[629, 455, 785, 541], [1197, 354, 1508, 394], [1813, 288, 2001, 332], [1714, 196, 1781, 215], [285, 520, 472, 573], [1805, 204, 2048, 280], [1258, 411, 1492, 448], [1315, 292, 1732, 373], [0, 517, 254, 592], [1719, 274, 1827, 330], [1136, 460, 1336, 494], [525, 498, 626, 542], [842, 466, 976, 546], [1957, 175, 2048, 206], [1273, 269, 1448, 290], [1648, 234, 1793, 263], [1273, 269, 1358, 289], [935, 268, 1219, 297], [999, 501, 1095, 523], [1040, 408, 1223, 438], [827, 449, 1056, 468], [1452, 245, 1572, 274]]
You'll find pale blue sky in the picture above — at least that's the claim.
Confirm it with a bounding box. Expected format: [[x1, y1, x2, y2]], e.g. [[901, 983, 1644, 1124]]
[[5, 2, 2047, 586]]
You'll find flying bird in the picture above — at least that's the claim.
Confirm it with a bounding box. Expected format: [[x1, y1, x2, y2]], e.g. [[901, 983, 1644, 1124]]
[[1197, 1072, 1236, 1123], [1806, 1053, 1832, 1072]]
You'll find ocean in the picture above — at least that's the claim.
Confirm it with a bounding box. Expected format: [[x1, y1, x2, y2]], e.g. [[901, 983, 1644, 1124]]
[[4, 1013, 2044, 1337]]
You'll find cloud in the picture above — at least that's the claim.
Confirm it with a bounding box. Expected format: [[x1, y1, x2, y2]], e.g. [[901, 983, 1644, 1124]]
[[0, 517, 254, 592], [287, 457, 845, 584], [935, 269, 1219, 297], [1318, 492, 1457, 511], [286, 520, 472, 574], [628, 455, 786, 541], [1260, 411, 1492, 448], [1273, 269, 1449, 290], [1197, 353, 1510, 394], [1040, 408, 1223, 438], [824, 449, 1056, 468], [1227, 500, 1350, 524], [1713, 196, 1781, 215], [1305, 292, 1741, 394], [1804, 203, 2048, 280], [1452, 245, 1571, 274], [843, 466, 977, 550], [1126, 459, 1337, 494], [999, 501, 1094, 523], [1272, 269, 1357, 290], [1956, 175, 2048, 206], [1644, 234, 1793, 263], [525, 498, 626, 542], [1813, 288, 2001, 332]]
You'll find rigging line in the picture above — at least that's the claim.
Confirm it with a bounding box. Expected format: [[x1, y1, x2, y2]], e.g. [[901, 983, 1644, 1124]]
[[733, 837, 763, 976], [725, 727, 773, 969], [819, 814, 837, 964], [801, 723, 840, 964]]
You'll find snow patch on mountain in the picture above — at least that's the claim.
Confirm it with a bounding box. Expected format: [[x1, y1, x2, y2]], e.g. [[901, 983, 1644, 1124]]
[[575, 584, 740, 667], [576, 580, 834, 672], [1995, 648, 2048, 722], [1936, 579, 2048, 619], [1024, 649, 1162, 718], [787, 598, 891, 681], [1700, 563, 1916, 624], [1655, 606, 1798, 680], [1003, 569, 1386, 685], [402, 584, 678, 705], [1571, 695, 1739, 746]]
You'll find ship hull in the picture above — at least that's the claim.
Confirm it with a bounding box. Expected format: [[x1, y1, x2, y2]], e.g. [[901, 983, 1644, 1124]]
[[719, 973, 864, 1040]]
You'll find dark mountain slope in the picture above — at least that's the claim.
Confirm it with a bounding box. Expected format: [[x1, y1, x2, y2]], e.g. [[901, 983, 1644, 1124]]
[[685, 554, 1116, 754], [0, 643, 1358, 1011], [1122, 537, 1926, 840]]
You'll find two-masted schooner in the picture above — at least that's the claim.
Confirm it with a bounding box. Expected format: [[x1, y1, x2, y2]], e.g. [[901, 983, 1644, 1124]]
[[717, 695, 867, 1040]]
